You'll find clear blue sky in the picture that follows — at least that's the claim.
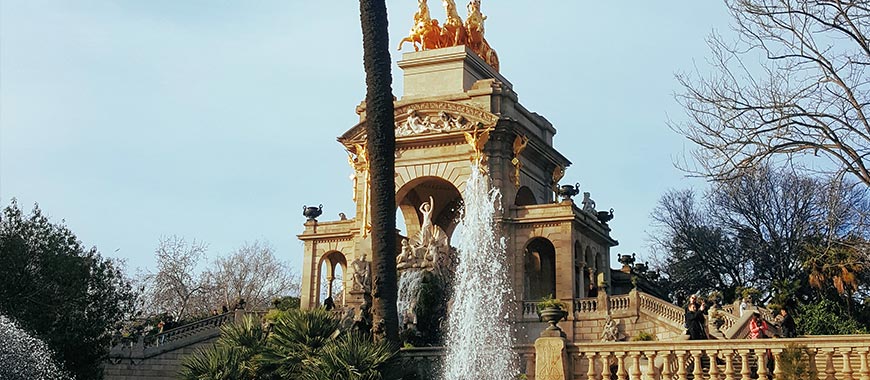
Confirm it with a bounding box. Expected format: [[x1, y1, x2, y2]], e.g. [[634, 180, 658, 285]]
[[1, 1, 728, 274]]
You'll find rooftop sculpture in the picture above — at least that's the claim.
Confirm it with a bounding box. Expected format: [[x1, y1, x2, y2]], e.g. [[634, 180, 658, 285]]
[[398, 0, 499, 71]]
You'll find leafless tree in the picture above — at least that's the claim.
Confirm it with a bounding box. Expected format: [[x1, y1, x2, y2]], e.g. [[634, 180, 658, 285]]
[[142, 236, 209, 321], [673, 0, 870, 186], [203, 241, 299, 311]]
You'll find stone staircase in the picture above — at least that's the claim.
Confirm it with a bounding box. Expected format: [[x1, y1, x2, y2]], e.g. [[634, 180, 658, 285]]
[[103, 312, 235, 380]]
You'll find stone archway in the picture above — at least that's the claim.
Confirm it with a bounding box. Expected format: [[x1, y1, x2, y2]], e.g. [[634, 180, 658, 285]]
[[515, 186, 536, 206], [584, 246, 598, 297], [317, 251, 347, 306], [523, 237, 556, 301], [395, 176, 463, 242]]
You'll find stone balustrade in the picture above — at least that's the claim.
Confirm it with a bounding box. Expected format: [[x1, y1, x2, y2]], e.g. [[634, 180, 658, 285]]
[[609, 295, 631, 312], [522, 300, 540, 320], [572, 335, 870, 380], [637, 292, 684, 329], [144, 312, 233, 349], [575, 298, 600, 314]]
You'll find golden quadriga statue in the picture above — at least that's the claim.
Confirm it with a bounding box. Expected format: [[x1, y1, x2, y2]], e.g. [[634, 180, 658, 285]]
[[398, 0, 499, 72]]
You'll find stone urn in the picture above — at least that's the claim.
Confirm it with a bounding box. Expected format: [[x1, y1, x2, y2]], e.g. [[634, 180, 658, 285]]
[[596, 208, 614, 224], [303, 204, 323, 221], [538, 307, 568, 332], [557, 182, 580, 201]]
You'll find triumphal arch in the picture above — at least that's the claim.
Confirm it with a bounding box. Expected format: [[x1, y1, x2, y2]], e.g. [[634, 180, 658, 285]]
[[298, 15, 621, 342]]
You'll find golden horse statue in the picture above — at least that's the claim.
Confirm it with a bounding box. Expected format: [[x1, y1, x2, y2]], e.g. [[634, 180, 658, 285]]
[[440, 0, 467, 47], [398, 0, 443, 51], [464, 0, 499, 71]]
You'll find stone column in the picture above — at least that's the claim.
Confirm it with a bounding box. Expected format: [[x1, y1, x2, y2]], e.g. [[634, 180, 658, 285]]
[[535, 322, 570, 380]]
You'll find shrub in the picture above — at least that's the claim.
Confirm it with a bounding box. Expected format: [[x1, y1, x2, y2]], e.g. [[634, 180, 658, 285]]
[[631, 331, 656, 341], [778, 344, 816, 380], [536, 294, 566, 313], [797, 299, 868, 335]]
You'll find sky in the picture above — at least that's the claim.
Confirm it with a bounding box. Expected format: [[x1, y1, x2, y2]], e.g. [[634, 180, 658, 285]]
[[0, 1, 730, 275]]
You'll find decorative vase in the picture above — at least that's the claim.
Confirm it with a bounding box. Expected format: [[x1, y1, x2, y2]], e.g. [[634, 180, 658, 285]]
[[303, 204, 323, 221], [596, 208, 614, 224], [538, 307, 568, 332], [558, 182, 580, 201]]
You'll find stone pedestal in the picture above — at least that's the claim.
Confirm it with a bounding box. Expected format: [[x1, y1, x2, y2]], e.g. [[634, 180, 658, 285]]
[[534, 336, 570, 380]]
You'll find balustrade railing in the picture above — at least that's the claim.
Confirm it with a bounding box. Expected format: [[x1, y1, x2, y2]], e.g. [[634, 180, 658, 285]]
[[609, 295, 631, 312], [638, 292, 684, 328], [144, 312, 233, 348], [573, 336, 870, 380], [521, 300, 539, 320], [575, 298, 599, 314]]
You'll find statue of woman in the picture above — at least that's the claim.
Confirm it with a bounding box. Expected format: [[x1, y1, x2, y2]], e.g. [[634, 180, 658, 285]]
[[419, 196, 435, 247]]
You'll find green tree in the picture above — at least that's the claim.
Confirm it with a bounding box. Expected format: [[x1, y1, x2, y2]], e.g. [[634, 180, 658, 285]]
[[0, 200, 137, 380], [359, 0, 399, 344], [652, 166, 870, 311], [796, 298, 868, 335]]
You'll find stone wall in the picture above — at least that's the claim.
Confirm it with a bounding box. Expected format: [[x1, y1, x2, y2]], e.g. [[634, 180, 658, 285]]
[[103, 336, 216, 380]]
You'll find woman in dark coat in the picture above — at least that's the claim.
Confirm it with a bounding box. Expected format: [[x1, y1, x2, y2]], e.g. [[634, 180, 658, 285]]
[[685, 302, 707, 340]]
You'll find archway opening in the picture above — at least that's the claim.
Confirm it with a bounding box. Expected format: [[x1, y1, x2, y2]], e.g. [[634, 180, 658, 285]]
[[396, 176, 463, 242], [523, 237, 556, 300], [317, 251, 347, 307], [515, 186, 537, 206]]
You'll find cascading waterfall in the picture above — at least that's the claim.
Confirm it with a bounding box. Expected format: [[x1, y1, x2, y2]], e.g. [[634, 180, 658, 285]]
[[397, 269, 426, 328], [442, 164, 517, 380], [0, 314, 71, 380]]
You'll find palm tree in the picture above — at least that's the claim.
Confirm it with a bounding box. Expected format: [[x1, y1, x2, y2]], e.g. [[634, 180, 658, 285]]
[[358, 0, 399, 344], [179, 345, 246, 380], [299, 332, 402, 380], [178, 315, 267, 380], [258, 308, 341, 378]]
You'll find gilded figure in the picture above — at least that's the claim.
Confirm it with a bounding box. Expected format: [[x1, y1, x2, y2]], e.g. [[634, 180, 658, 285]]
[[463, 123, 491, 168], [441, 0, 467, 47], [398, 0, 443, 51], [464, 0, 498, 71], [511, 134, 529, 187]]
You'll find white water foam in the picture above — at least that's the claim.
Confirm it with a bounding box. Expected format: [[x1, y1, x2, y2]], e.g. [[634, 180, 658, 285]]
[[0, 314, 71, 380], [442, 165, 517, 380], [397, 269, 426, 328]]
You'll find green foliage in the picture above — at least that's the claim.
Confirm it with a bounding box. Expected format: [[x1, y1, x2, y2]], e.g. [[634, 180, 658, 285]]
[[179, 345, 246, 380], [179, 315, 269, 380], [181, 308, 402, 380], [299, 332, 401, 380], [258, 308, 341, 378], [272, 296, 301, 311], [0, 200, 137, 380], [536, 294, 566, 313], [631, 331, 656, 341], [796, 298, 868, 335], [778, 344, 817, 380]]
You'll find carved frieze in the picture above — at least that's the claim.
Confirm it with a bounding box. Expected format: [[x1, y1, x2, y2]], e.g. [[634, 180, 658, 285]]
[[338, 101, 498, 144]]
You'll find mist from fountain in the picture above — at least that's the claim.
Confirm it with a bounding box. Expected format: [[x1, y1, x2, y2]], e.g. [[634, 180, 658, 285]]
[[397, 269, 426, 328], [0, 314, 71, 380], [442, 165, 517, 380]]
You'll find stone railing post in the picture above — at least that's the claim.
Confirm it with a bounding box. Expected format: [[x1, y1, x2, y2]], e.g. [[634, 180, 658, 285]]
[[535, 326, 570, 380], [857, 347, 870, 380]]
